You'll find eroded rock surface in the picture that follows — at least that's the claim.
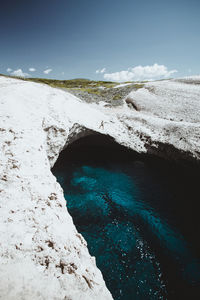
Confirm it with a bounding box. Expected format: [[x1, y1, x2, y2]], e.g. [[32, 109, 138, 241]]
[[0, 77, 113, 300], [0, 75, 199, 299]]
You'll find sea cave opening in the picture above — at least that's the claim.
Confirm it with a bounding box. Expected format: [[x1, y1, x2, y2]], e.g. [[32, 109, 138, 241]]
[[52, 133, 200, 300]]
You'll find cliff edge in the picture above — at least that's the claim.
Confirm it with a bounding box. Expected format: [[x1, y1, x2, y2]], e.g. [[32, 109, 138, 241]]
[[0, 75, 199, 299]]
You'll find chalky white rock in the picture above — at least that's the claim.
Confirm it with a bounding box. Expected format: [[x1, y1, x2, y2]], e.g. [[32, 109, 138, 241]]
[[0, 75, 199, 299]]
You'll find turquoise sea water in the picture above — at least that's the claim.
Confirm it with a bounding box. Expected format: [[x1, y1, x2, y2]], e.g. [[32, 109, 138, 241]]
[[52, 137, 200, 300]]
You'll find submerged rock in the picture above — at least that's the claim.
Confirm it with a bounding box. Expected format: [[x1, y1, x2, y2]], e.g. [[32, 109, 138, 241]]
[[0, 75, 199, 299]]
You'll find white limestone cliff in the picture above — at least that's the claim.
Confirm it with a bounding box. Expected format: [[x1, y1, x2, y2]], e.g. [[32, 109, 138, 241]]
[[0, 76, 199, 299]]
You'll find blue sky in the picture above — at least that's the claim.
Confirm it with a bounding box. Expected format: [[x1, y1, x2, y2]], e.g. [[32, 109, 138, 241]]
[[0, 0, 200, 81]]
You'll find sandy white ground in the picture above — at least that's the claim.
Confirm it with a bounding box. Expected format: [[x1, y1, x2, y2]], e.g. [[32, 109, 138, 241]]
[[0, 76, 199, 299]]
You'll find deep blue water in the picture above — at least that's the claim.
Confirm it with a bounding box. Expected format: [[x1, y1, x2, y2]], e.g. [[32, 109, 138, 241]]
[[52, 136, 200, 300]]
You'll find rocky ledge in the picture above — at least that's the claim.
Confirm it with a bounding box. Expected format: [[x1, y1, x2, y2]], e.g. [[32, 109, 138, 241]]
[[0, 75, 199, 299]]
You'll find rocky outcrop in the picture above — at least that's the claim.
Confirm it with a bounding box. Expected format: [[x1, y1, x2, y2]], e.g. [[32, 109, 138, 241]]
[[121, 78, 200, 163], [0, 75, 199, 299], [0, 77, 113, 300], [63, 83, 134, 106]]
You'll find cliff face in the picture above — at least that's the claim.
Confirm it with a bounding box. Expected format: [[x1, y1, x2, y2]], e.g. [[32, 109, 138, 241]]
[[121, 78, 200, 163], [0, 76, 199, 299]]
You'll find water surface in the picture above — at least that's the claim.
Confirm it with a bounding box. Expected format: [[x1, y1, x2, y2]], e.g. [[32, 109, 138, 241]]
[[52, 136, 200, 300]]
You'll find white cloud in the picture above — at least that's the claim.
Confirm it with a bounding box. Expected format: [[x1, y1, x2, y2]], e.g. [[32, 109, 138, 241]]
[[103, 64, 178, 82], [44, 68, 52, 74], [29, 68, 36, 72], [96, 68, 106, 74], [11, 69, 29, 77], [7, 68, 12, 72]]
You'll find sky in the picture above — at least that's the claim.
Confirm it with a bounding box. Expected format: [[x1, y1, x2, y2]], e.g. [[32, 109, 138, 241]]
[[0, 0, 200, 81]]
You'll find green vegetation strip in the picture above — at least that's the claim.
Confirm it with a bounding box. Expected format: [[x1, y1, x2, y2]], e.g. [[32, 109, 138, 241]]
[[0, 74, 145, 96]]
